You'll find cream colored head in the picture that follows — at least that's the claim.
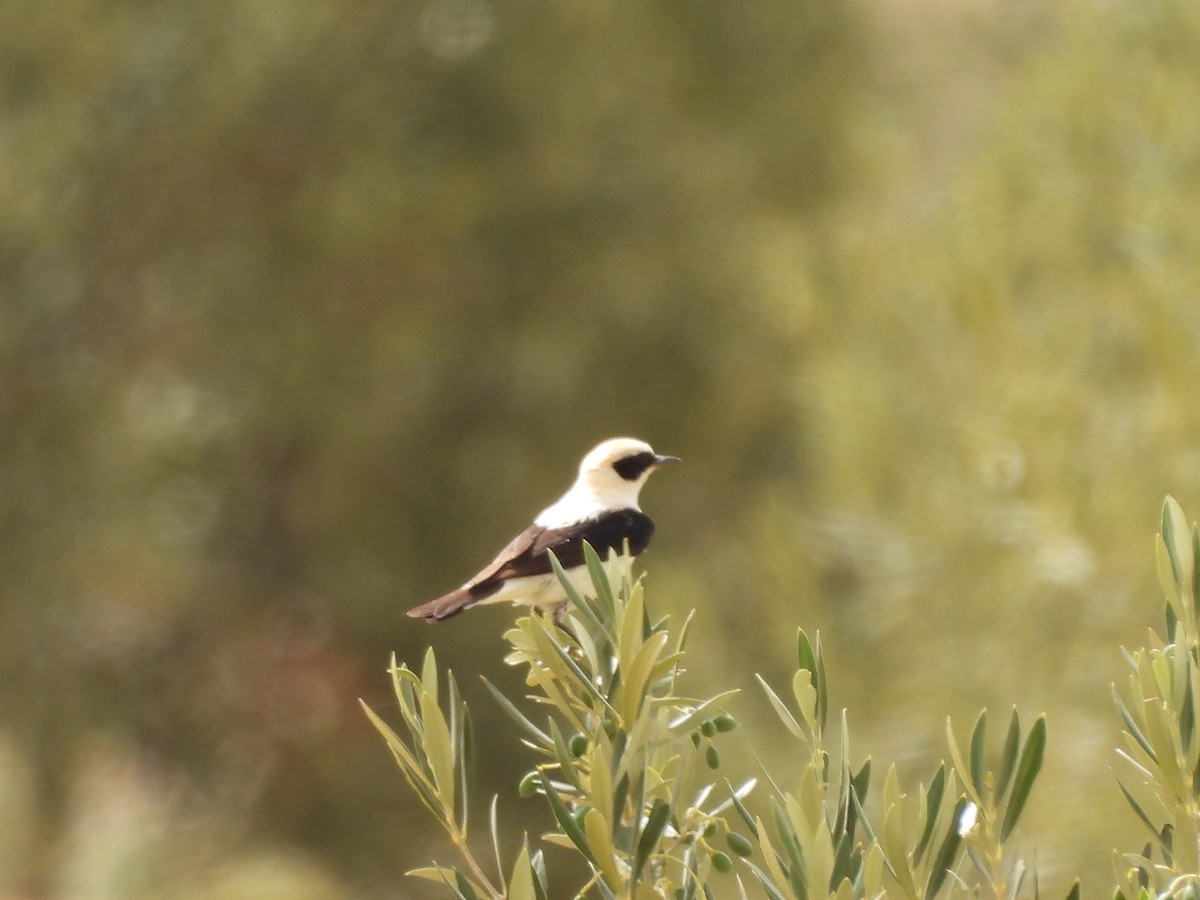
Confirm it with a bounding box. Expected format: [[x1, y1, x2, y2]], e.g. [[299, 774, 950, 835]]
[[535, 437, 679, 525]]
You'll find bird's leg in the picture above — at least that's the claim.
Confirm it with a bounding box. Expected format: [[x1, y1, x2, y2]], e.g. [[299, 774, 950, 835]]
[[551, 600, 570, 626], [531, 601, 583, 653]]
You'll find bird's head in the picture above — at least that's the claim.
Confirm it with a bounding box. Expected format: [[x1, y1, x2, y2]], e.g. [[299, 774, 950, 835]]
[[575, 437, 680, 508]]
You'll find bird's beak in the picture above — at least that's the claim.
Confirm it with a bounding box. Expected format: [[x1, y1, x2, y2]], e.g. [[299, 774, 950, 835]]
[[652, 454, 681, 467]]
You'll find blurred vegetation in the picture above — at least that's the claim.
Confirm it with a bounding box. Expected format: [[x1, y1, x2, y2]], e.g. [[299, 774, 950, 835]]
[[4, 0, 1200, 896]]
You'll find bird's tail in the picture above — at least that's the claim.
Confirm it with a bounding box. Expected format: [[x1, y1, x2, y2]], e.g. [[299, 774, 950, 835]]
[[406, 586, 477, 622]]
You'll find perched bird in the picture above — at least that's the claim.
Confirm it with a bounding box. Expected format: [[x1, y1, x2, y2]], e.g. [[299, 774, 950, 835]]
[[407, 437, 679, 622]]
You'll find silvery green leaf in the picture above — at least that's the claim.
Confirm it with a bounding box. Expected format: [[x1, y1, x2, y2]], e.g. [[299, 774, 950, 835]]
[[913, 763, 946, 865], [1162, 497, 1190, 590], [925, 797, 968, 898], [633, 798, 671, 883], [582, 541, 617, 618], [542, 772, 597, 866], [482, 677, 551, 746], [1116, 780, 1165, 847], [757, 675, 807, 742], [996, 707, 1022, 802], [968, 708, 988, 801], [1000, 714, 1046, 842]]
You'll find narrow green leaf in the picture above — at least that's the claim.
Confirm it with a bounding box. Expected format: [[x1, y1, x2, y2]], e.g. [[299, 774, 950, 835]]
[[756, 674, 807, 741], [445, 673, 471, 827], [968, 709, 988, 800], [584, 807, 622, 889], [620, 630, 671, 724], [458, 695, 474, 828], [726, 780, 760, 839], [995, 708, 1022, 802], [830, 831, 858, 893], [618, 578, 646, 674], [547, 549, 610, 637], [676, 607, 697, 656], [582, 541, 617, 618], [633, 798, 671, 882], [389, 655, 421, 724], [406, 865, 457, 883], [395, 678, 425, 742], [1142, 698, 1187, 799], [792, 669, 819, 735], [755, 817, 797, 900], [587, 741, 614, 830], [360, 700, 445, 822], [880, 803, 916, 896], [815, 635, 828, 734], [531, 849, 549, 900], [925, 797, 968, 898], [771, 798, 808, 899], [488, 795, 503, 882], [1182, 668, 1196, 758], [1112, 683, 1157, 763], [797, 629, 817, 677], [535, 622, 619, 715], [527, 619, 590, 703], [569, 618, 604, 690], [1162, 497, 1189, 590], [946, 717, 981, 807], [541, 772, 598, 866], [833, 723, 853, 838], [416, 655, 455, 814], [411, 865, 483, 900], [611, 772, 630, 844], [421, 647, 440, 705], [741, 861, 792, 900], [1064, 878, 1081, 900], [482, 677, 551, 747], [850, 783, 879, 847], [448, 671, 462, 754], [1000, 714, 1047, 841], [913, 763, 946, 865], [1116, 780, 1166, 848], [852, 757, 872, 801], [846, 758, 871, 844], [454, 869, 481, 900], [862, 843, 886, 898]]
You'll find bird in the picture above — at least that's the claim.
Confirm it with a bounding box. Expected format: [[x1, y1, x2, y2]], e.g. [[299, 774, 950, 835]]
[[406, 437, 679, 622]]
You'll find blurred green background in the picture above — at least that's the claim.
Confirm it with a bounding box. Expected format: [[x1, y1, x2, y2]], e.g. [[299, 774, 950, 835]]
[[4, 0, 1200, 896]]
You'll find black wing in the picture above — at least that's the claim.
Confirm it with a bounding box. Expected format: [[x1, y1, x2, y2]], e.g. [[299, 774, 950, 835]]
[[469, 508, 655, 587], [407, 509, 655, 621]]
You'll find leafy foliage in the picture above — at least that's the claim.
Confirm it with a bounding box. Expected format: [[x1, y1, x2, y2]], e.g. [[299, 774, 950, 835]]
[[372, 499, 1200, 897], [1112, 498, 1200, 898], [367, 545, 1049, 898]]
